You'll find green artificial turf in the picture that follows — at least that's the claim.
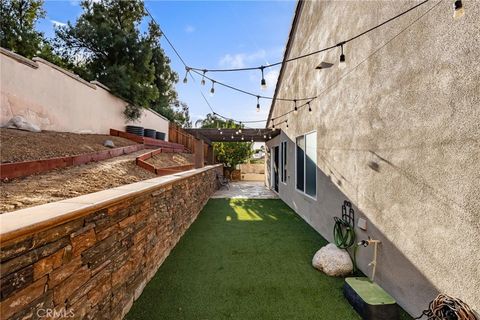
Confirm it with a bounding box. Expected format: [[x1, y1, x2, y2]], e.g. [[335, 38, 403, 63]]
[[126, 199, 411, 320]]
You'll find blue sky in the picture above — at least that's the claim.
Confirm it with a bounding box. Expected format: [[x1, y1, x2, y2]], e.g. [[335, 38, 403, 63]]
[[37, 0, 296, 128]]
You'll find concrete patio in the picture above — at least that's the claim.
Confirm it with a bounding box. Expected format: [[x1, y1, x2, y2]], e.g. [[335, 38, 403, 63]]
[[211, 181, 278, 199]]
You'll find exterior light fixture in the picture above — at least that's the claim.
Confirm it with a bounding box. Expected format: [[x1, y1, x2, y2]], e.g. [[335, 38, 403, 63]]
[[272, 123, 275, 129], [339, 43, 346, 69], [201, 70, 206, 86], [263, 134, 267, 139], [256, 96, 260, 112], [268, 135, 272, 139], [293, 100, 298, 114], [316, 61, 334, 70], [210, 80, 215, 96], [231, 135, 234, 139], [260, 66, 267, 90], [241, 136, 244, 141], [308, 101, 312, 112], [220, 131, 223, 135], [453, 0, 465, 19]]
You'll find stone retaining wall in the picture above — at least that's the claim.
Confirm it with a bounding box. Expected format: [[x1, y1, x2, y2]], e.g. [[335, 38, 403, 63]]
[[0, 165, 223, 319]]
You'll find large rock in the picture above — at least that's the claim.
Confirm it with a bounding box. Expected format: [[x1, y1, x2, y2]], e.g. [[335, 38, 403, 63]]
[[312, 243, 353, 277], [5, 116, 41, 132]]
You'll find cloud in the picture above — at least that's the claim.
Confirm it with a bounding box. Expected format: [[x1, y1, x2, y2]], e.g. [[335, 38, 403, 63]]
[[185, 25, 195, 33], [264, 69, 279, 89], [219, 49, 267, 69], [50, 20, 67, 27]]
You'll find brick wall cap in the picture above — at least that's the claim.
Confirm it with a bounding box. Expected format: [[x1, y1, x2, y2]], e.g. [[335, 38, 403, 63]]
[[0, 164, 223, 245]]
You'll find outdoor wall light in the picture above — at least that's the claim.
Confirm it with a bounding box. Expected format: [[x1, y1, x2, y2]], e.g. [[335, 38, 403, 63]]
[[316, 61, 334, 70], [201, 70, 206, 86], [339, 44, 346, 69], [453, 0, 465, 19]]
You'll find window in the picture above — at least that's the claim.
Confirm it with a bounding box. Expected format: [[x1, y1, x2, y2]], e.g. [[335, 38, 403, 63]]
[[296, 132, 317, 197], [280, 141, 287, 183]]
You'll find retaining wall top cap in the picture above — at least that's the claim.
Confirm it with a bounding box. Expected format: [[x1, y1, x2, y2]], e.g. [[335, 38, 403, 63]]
[[0, 164, 222, 244]]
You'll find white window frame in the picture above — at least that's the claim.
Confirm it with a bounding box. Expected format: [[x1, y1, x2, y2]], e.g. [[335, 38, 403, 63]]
[[280, 141, 287, 184], [295, 131, 317, 200]]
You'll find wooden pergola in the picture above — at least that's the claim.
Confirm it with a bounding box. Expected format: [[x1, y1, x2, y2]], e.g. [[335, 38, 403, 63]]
[[184, 128, 280, 143]]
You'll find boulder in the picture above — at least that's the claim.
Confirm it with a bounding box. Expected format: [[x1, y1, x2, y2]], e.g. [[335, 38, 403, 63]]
[[103, 140, 115, 148], [312, 243, 353, 277], [5, 116, 41, 132]]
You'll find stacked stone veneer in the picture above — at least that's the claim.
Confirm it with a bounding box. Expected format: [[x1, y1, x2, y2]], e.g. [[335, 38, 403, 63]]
[[0, 165, 223, 319]]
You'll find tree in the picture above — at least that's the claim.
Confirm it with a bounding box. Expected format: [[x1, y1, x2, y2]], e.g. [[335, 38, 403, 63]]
[[197, 113, 253, 169], [0, 0, 63, 63], [55, 0, 158, 120]]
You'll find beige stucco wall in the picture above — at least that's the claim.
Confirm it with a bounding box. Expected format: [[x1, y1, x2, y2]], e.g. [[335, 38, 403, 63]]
[[0, 49, 169, 136], [266, 0, 479, 316]]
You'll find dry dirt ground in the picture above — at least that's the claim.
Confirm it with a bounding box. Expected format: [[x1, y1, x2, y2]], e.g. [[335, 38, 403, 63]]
[[145, 152, 193, 167], [1, 128, 136, 163], [0, 150, 194, 213]]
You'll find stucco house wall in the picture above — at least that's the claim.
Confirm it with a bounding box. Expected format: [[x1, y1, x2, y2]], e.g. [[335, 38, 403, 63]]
[[266, 0, 479, 316], [0, 48, 169, 137]]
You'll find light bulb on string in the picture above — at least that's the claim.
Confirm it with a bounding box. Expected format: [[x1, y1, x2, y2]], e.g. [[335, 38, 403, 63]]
[[260, 66, 267, 91], [339, 43, 346, 69], [231, 135, 234, 139], [272, 123, 275, 129], [241, 136, 244, 141], [256, 96, 261, 112], [286, 120, 289, 128], [308, 101, 312, 112], [220, 131, 223, 135], [201, 70, 206, 86], [183, 67, 189, 84], [293, 100, 298, 114], [453, 0, 465, 19], [239, 122, 242, 134], [263, 134, 267, 139], [251, 138, 254, 143], [210, 80, 215, 96]]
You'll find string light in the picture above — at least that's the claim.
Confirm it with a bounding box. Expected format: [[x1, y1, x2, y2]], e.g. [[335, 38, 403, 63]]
[[185, 0, 430, 74], [201, 70, 206, 85], [453, 0, 464, 19], [210, 80, 215, 96], [256, 96, 260, 112], [293, 100, 298, 114], [263, 134, 267, 139], [144, 0, 435, 127], [286, 119, 289, 128], [251, 138, 254, 143], [308, 101, 312, 112], [241, 136, 244, 141], [260, 66, 267, 90], [183, 67, 189, 84], [338, 43, 346, 69], [231, 135, 234, 139], [239, 122, 242, 134]]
